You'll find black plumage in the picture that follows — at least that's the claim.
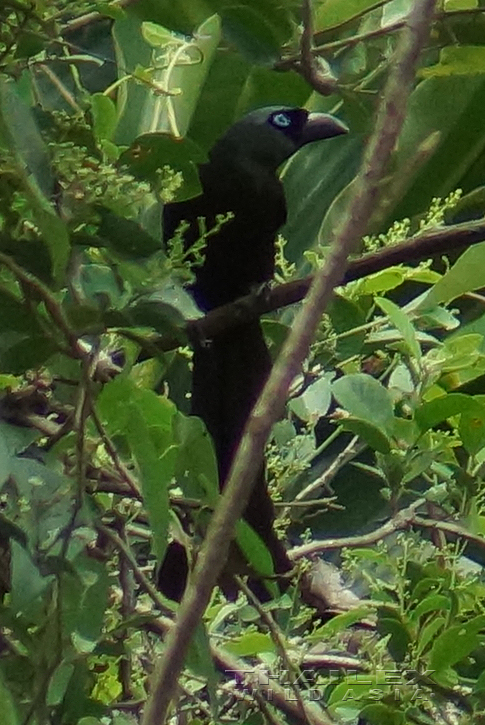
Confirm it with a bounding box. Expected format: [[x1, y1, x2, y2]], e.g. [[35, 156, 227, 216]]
[[159, 107, 348, 600]]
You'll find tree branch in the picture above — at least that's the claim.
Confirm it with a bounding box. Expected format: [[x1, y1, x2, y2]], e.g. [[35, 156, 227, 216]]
[[154, 218, 485, 353], [140, 1, 438, 722], [289, 500, 425, 560]]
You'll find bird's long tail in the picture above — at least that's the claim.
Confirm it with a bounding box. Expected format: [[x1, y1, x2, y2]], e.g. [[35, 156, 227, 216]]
[[192, 320, 291, 587], [158, 321, 291, 600]]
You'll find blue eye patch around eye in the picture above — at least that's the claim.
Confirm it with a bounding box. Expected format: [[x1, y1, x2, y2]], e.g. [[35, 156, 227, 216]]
[[271, 112, 292, 128]]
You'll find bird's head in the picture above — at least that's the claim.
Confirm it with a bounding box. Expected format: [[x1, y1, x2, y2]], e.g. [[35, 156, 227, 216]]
[[208, 106, 348, 173]]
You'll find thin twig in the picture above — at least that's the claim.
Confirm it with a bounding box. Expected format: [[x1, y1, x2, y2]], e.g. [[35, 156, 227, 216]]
[[289, 499, 426, 560], [294, 436, 365, 503], [236, 577, 315, 724], [412, 514, 485, 553], [97, 524, 175, 617], [0, 251, 83, 358], [89, 401, 141, 496], [140, 2, 438, 722], [145, 618, 336, 725], [296, 0, 337, 96]]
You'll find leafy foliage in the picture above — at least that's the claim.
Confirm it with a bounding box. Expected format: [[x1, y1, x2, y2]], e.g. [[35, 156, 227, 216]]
[[1, 1, 485, 725]]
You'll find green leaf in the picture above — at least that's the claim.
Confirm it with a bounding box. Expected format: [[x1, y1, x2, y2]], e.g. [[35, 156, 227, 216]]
[[0, 237, 52, 284], [358, 268, 408, 295], [375, 297, 421, 361], [420, 242, 485, 309], [173, 413, 219, 506], [0, 420, 39, 458], [226, 631, 276, 656], [0, 430, 13, 490], [329, 673, 389, 706], [0, 669, 19, 725], [327, 294, 366, 359], [429, 615, 485, 672], [120, 133, 207, 199], [391, 75, 485, 223], [10, 541, 53, 616], [377, 617, 411, 662], [459, 407, 485, 455], [416, 617, 450, 654], [141, 21, 184, 47], [0, 78, 69, 282], [314, 0, 381, 31], [90, 93, 117, 142], [97, 375, 176, 439], [0, 334, 57, 374], [235, 65, 310, 119], [127, 406, 175, 562], [221, 6, 281, 65], [359, 703, 404, 725], [445, 0, 478, 9], [127, 299, 186, 335], [235, 519, 276, 588], [97, 377, 177, 563], [411, 594, 451, 621], [186, 621, 218, 686], [414, 393, 484, 432], [14, 31, 46, 60], [289, 375, 332, 422], [340, 417, 391, 453], [9, 458, 75, 552], [438, 333, 483, 373], [382, 0, 413, 25], [332, 373, 395, 435], [421, 45, 485, 78], [308, 607, 376, 639], [46, 662, 75, 706], [284, 135, 360, 262], [62, 556, 110, 651], [95, 206, 163, 258], [114, 14, 220, 144], [187, 51, 252, 152], [446, 185, 485, 223], [0, 290, 43, 334]]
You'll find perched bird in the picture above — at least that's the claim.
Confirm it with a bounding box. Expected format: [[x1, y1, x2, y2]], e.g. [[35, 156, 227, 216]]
[[159, 106, 348, 600]]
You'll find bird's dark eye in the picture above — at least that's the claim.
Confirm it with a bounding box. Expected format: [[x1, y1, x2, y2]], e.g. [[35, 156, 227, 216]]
[[270, 112, 292, 129]]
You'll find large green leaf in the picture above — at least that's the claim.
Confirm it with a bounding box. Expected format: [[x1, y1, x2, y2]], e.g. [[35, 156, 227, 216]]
[[114, 14, 220, 143], [332, 373, 395, 435], [0, 78, 70, 281], [314, 0, 383, 32], [128, 0, 294, 47], [62, 556, 110, 652], [421, 45, 485, 77], [173, 413, 219, 506], [221, 6, 281, 64], [282, 135, 362, 263], [414, 393, 484, 432], [185, 621, 218, 713], [390, 75, 485, 222], [429, 614, 485, 672], [0, 669, 19, 725], [376, 297, 421, 361], [0, 334, 57, 374], [97, 377, 177, 563], [420, 242, 485, 309]]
